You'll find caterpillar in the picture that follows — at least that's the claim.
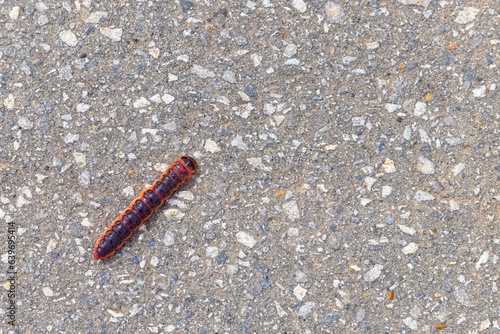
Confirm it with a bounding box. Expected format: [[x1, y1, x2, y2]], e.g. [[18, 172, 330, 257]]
[[93, 156, 196, 260]]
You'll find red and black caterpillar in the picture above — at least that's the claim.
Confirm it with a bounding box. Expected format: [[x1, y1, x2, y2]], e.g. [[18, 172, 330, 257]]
[[93, 156, 196, 260]]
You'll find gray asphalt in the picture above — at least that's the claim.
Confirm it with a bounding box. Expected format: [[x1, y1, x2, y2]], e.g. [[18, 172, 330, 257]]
[[0, 0, 499, 333]]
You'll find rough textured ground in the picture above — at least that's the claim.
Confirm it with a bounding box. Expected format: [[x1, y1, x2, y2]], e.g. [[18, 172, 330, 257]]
[[0, 0, 499, 333]]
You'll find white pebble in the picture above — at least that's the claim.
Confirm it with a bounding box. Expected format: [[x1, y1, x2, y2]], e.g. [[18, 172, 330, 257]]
[[292, 0, 307, 12], [133, 97, 150, 109], [85, 11, 108, 23], [397, 0, 431, 7], [364, 264, 383, 282], [414, 190, 434, 201], [360, 198, 372, 207], [46, 239, 57, 253], [163, 209, 185, 220], [475, 251, 489, 270], [177, 191, 194, 201], [161, 94, 175, 105], [288, 227, 299, 237], [59, 30, 78, 46], [385, 103, 401, 113], [206, 246, 219, 258], [402, 242, 418, 254], [231, 135, 248, 150], [455, 7, 479, 24], [414, 101, 426, 117], [163, 231, 175, 246], [223, 70, 237, 83], [284, 43, 298, 58], [364, 177, 376, 191], [204, 139, 220, 153], [76, 103, 91, 113], [65, 133, 79, 144], [149, 47, 160, 59], [73, 151, 86, 168], [381, 185, 392, 198], [283, 201, 300, 220], [100, 27, 123, 42], [472, 85, 486, 98], [403, 126, 411, 141], [398, 225, 416, 236], [298, 302, 315, 317], [403, 317, 418, 330], [9, 6, 20, 20], [382, 159, 396, 173], [191, 64, 215, 78], [150, 255, 159, 267], [107, 310, 124, 318], [3, 94, 15, 109], [449, 200, 459, 211], [416, 156, 435, 174], [366, 41, 379, 50], [122, 186, 134, 197], [325, 2, 344, 23], [452, 163, 465, 176], [236, 232, 257, 248], [293, 285, 307, 301], [42, 287, 54, 297], [251, 53, 262, 67], [18, 116, 33, 130], [479, 319, 491, 330]]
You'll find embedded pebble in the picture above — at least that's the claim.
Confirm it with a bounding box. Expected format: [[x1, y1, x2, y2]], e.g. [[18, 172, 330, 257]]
[[326, 231, 342, 250], [85, 11, 108, 24], [192, 64, 215, 78], [403, 317, 418, 330], [205, 139, 220, 153], [231, 135, 248, 150], [206, 246, 219, 259], [415, 190, 435, 201], [236, 231, 257, 248], [287, 227, 299, 237], [298, 302, 315, 317], [402, 242, 418, 254], [473, 85, 486, 98], [452, 163, 465, 176], [284, 44, 298, 58], [163, 231, 175, 246], [123, 186, 134, 197], [133, 97, 150, 109], [364, 264, 383, 282], [360, 198, 372, 207], [292, 0, 307, 12], [385, 104, 401, 113], [414, 102, 426, 117], [161, 94, 175, 105], [381, 185, 392, 198], [293, 285, 307, 300], [398, 225, 416, 236], [397, 0, 431, 7], [454, 288, 472, 307], [364, 177, 376, 191], [18, 116, 34, 130], [416, 156, 435, 175], [9, 6, 20, 20], [455, 7, 479, 24], [59, 30, 78, 46], [3, 94, 15, 109], [223, 70, 237, 84], [449, 200, 459, 211], [283, 201, 300, 220], [325, 2, 344, 23], [382, 159, 396, 173], [76, 103, 91, 113], [42, 287, 54, 297], [100, 27, 122, 41], [475, 251, 489, 270], [65, 133, 79, 144]]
